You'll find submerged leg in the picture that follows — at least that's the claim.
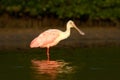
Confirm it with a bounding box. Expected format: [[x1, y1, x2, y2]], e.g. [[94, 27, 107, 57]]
[[47, 47, 50, 61]]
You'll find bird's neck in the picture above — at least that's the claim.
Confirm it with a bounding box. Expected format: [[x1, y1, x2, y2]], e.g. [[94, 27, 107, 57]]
[[63, 25, 71, 38], [66, 25, 71, 33]]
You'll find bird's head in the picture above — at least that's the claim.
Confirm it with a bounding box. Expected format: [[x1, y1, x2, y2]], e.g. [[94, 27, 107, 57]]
[[67, 20, 85, 35]]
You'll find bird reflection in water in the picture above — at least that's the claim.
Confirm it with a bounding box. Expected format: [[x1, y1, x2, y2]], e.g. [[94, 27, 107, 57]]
[[31, 60, 74, 80]]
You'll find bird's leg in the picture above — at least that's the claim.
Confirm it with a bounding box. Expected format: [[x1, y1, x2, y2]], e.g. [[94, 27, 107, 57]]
[[47, 47, 50, 61]]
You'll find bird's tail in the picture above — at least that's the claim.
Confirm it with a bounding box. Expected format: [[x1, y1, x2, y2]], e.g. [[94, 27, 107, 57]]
[[30, 37, 40, 48]]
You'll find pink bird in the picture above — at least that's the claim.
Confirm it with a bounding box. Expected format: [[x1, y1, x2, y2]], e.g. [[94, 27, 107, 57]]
[[30, 20, 85, 61]]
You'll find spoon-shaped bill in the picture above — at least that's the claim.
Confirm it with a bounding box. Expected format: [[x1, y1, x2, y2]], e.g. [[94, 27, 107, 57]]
[[73, 24, 85, 35], [75, 26, 85, 35]]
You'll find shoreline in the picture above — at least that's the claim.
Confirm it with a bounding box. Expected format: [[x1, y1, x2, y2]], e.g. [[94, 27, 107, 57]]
[[0, 27, 120, 50]]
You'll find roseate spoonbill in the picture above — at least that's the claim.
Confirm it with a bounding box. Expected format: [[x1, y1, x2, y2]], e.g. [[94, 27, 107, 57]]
[[30, 20, 85, 61]]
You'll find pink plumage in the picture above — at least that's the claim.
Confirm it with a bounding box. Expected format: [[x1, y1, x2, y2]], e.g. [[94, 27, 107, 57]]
[[30, 20, 85, 61], [30, 29, 60, 48]]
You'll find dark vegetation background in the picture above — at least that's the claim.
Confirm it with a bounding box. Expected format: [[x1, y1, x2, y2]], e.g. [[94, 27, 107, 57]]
[[0, 0, 120, 28], [0, 0, 120, 49]]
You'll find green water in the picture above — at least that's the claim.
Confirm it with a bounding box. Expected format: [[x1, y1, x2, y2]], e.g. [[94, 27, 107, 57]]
[[0, 47, 120, 80]]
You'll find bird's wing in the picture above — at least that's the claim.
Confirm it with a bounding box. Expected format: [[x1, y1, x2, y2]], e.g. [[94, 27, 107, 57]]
[[30, 37, 40, 48], [36, 29, 61, 47]]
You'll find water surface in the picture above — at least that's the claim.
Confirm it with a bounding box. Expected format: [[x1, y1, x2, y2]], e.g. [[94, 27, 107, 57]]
[[0, 47, 120, 80]]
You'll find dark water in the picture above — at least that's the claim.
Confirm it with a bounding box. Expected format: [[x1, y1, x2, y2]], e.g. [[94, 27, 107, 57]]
[[0, 47, 120, 80]]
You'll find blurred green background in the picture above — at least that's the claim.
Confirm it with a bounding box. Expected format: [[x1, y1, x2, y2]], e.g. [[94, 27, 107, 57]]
[[0, 0, 120, 28]]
